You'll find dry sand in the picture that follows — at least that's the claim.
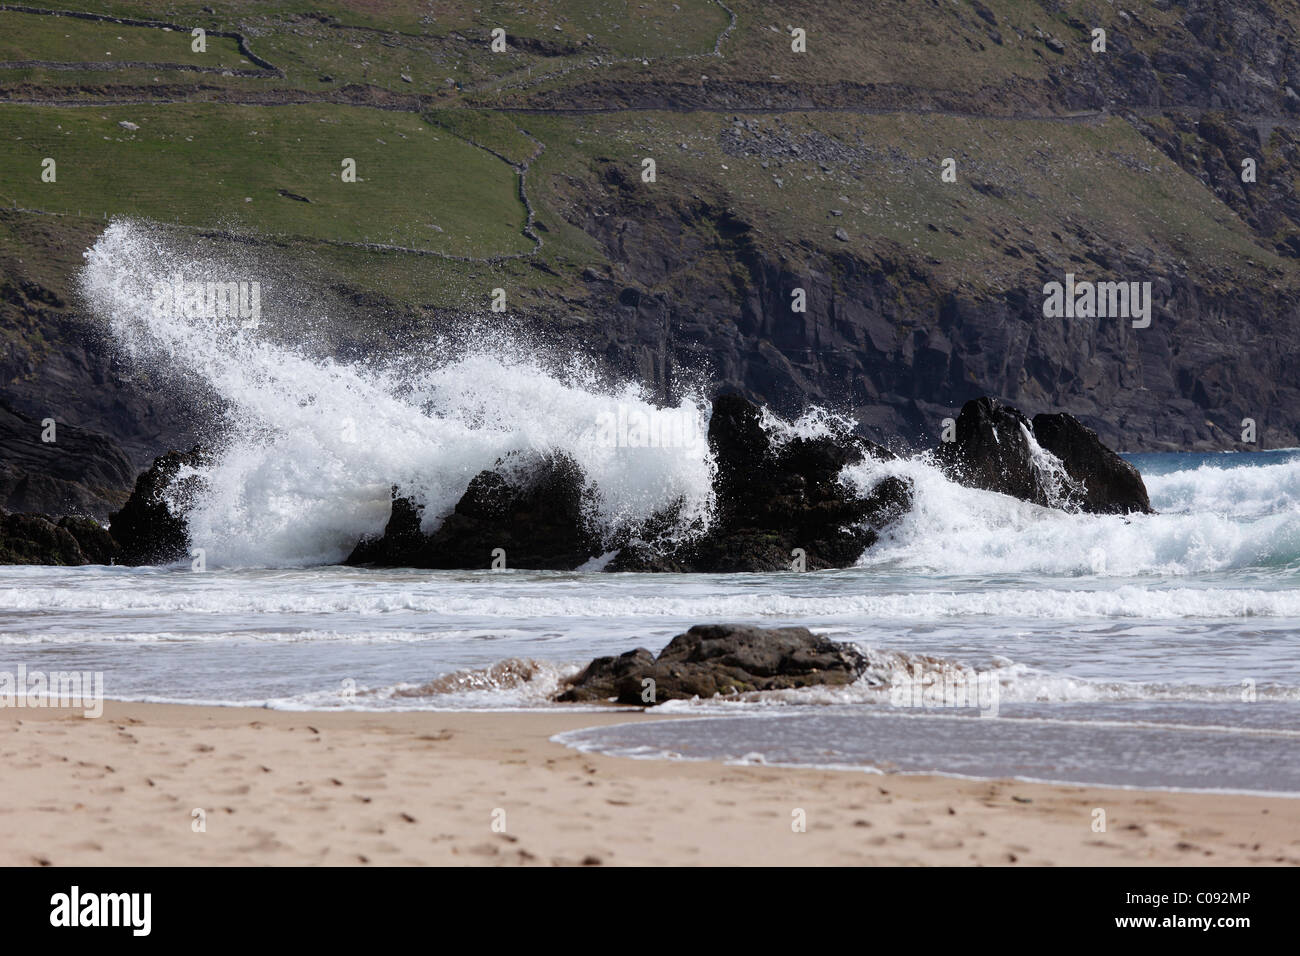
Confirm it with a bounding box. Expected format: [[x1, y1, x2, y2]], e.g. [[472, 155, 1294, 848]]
[[1, 701, 1296, 866]]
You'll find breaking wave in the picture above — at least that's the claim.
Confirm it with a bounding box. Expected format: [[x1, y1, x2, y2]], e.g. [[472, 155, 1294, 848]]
[[79, 221, 715, 566], [842, 452, 1300, 576], [78, 221, 1300, 578]]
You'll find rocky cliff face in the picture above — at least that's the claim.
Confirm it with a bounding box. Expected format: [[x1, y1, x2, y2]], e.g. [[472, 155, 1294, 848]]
[[529, 0, 1300, 453], [0, 259, 202, 518], [0, 398, 136, 517], [571, 167, 1300, 455]]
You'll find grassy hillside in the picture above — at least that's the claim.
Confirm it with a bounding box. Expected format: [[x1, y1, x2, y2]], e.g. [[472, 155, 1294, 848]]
[[0, 103, 532, 255]]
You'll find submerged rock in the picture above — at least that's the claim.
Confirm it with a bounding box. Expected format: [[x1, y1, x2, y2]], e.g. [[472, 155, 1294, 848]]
[[555, 623, 871, 705], [108, 447, 207, 566]]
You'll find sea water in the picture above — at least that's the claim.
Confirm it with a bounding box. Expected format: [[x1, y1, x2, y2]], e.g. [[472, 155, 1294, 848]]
[[2, 220, 1297, 794]]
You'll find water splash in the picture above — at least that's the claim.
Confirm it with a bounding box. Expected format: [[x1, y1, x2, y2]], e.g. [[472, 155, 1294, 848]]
[[841, 451, 1300, 575], [79, 221, 716, 566], [77, 220, 1300, 577]]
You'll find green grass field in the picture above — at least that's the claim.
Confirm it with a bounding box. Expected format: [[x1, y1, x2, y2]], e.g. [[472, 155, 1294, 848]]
[[0, 103, 533, 256], [0, 0, 1295, 319], [0, 1, 729, 95], [0, 10, 249, 68], [523, 109, 1288, 290]]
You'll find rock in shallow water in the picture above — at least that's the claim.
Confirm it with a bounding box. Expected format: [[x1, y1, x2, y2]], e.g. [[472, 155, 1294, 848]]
[[936, 397, 1152, 514], [0, 511, 88, 565], [1031, 412, 1152, 514], [0, 510, 121, 566], [56, 515, 120, 565], [348, 392, 912, 573], [0, 449, 197, 566], [108, 447, 207, 566], [344, 392, 1146, 573], [608, 393, 911, 572], [347, 452, 601, 570], [935, 397, 1046, 504], [555, 623, 871, 705]]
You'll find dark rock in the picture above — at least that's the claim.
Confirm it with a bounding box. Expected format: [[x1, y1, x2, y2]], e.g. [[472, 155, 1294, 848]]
[[970, 1, 998, 26], [351, 394, 909, 573], [935, 397, 1051, 505], [57, 515, 120, 565], [0, 510, 88, 565], [347, 452, 601, 570], [0, 266, 205, 520], [0, 399, 136, 519], [609, 394, 909, 572], [108, 447, 207, 566], [555, 648, 656, 702], [11, 4, 1300, 480], [556, 624, 871, 705], [346, 490, 426, 566], [937, 398, 1153, 514], [1032, 413, 1153, 514]]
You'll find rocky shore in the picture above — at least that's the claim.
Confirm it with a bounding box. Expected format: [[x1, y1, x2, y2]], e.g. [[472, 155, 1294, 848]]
[[0, 445, 204, 566], [0, 394, 1151, 568]]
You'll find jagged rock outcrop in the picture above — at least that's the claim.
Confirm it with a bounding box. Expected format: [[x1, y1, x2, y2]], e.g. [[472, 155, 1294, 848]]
[[0, 447, 200, 566], [2, 511, 79, 565], [0, 511, 119, 565], [609, 393, 911, 572], [935, 397, 1046, 505], [1032, 412, 1153, 515], [936, 397, 1152, 514], [350, 394, 911, 573], [108, 447, 207, 566], [555, 623, 871, 705], [55, 515, 120, 564], [347, 452, 601, 570]]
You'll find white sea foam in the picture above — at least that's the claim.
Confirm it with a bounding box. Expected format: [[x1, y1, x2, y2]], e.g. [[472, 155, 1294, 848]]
[[75, 221, 1300, 580], [842, 453, 1300, 575], [5, 581, 1300, 620], [1145, 454, 1300, 516], [1021, 422, 1085, 511], [79, 220, 715, 567]]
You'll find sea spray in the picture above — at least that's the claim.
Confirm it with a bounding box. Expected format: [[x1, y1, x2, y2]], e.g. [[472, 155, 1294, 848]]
[[1141, 454, 1300, 517], [79, 221, 716, 566], [73, 221, 1300, 576], [1020, 422, 1085, 512], [840, 452, 1300, 575]]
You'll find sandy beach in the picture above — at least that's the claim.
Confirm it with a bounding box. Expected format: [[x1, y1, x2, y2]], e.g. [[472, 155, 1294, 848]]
[[1, 701, 1296, 866]]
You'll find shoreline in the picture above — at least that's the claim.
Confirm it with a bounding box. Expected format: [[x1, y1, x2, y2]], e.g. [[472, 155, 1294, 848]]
[[2, 701, 1297, 866]]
